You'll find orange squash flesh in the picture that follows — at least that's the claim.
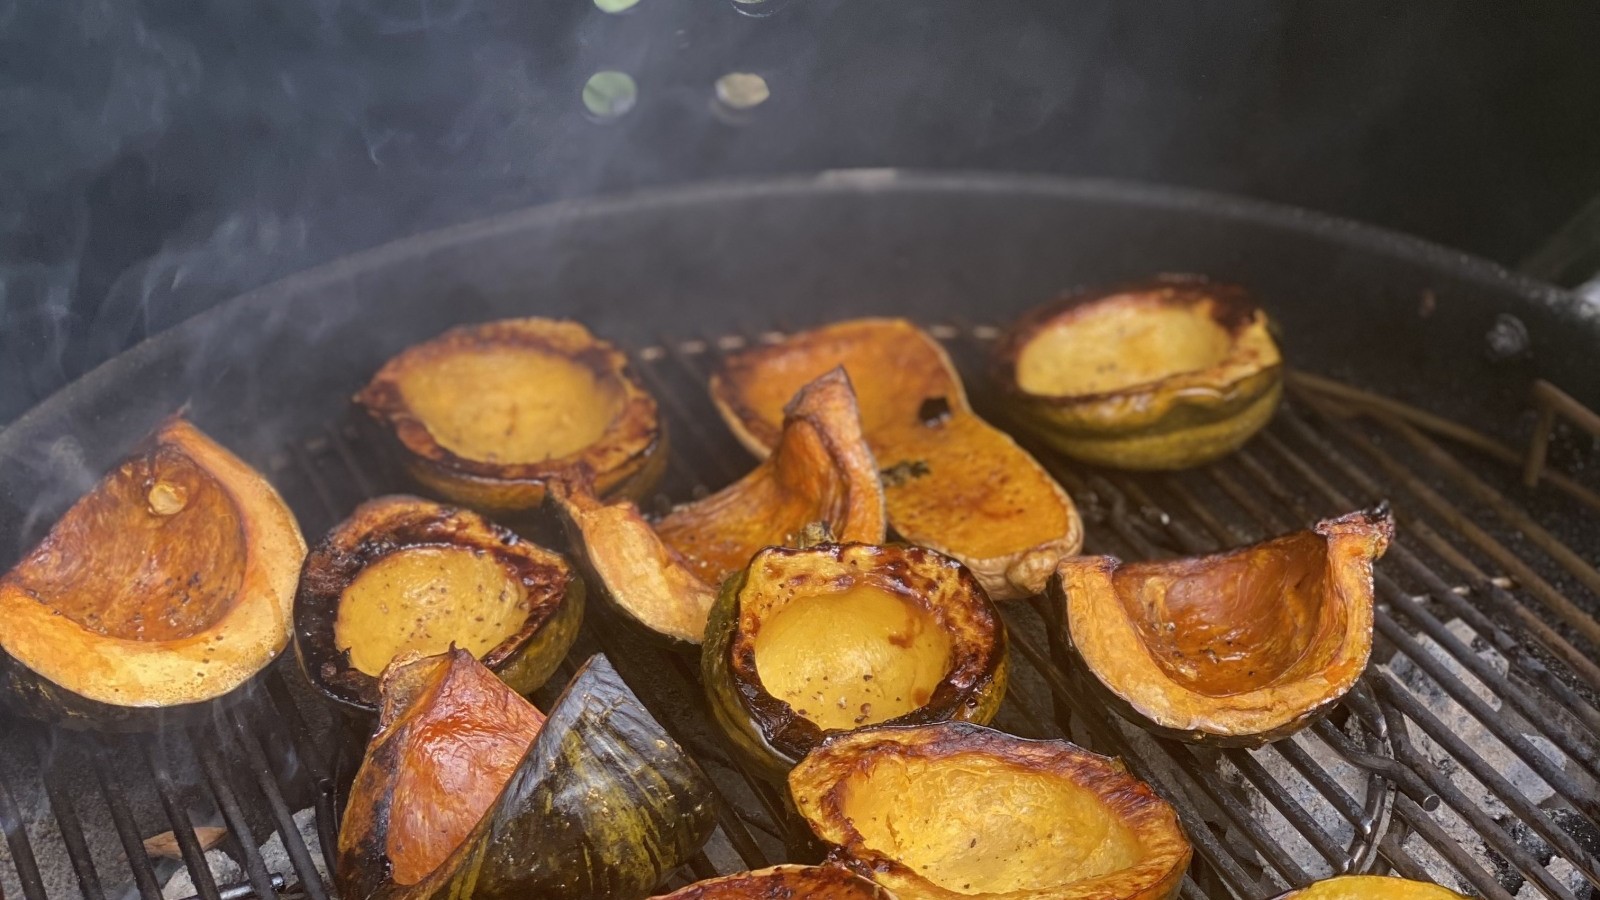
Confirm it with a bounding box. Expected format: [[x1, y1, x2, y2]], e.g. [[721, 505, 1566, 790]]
[[356, 318, 665, 513], [0, 417, 304, 718], [655, 367, 885, 589], [709, 319, 1081, 600], [791, 723, 1190, 900], [1055, 508, 1393, 745]]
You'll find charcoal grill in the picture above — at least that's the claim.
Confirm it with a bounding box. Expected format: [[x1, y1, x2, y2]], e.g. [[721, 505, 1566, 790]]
[[1, 172, 1598, 899]]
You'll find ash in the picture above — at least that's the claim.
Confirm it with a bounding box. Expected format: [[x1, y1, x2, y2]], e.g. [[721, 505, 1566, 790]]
[[1378, 618, 1595, 899], [160, 807, 326, 900]]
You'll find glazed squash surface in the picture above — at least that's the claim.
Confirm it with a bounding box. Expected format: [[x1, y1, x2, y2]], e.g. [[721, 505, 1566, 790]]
[[791, 723, 1190, 900], [357, 318, 665, 512], [393, 347, 626, 465], [0, 418, 304, 719], [710, 319, 1081, 600], [1014, 301, 1237, 397], [752, 582, 954, 730], [656, 367, 884, 588], [1055, 508, 1393, 744], [335, 546, 530, 676], [703, 543, 1007, 776]]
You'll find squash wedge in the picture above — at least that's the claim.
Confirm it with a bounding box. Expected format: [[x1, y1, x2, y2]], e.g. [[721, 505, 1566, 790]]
[[552, 368, 880, 647], [1053, 508, 1393, 745], [703, 543, 1007, 777], [653, 865, 896, 899], [655, 366, 885, 590], [710, 319, 1081, 600], [791, 723, 1191, 900], [294, 495, 582, 716], [336, 648, 714, 900], [356, 318, 666, 514], [0, 418, 305, 729], [992, 276, 1282, 470]]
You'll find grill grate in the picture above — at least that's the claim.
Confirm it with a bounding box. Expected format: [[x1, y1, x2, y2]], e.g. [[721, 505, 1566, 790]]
[[2, 322, 1599, 899]]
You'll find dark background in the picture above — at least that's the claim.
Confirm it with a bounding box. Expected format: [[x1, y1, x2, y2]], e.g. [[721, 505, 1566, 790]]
[[4, 1, 1599, 424]]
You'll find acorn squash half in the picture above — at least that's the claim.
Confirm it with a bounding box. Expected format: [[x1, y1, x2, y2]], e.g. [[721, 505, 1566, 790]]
[[710, 319, 1081, 601], [0, 418, 305, 729], [992, 276, 1283, 470], [337, 648, 714, 900], [1053, 508, 1393, 746], [702, 542, 1007, 778], [356, 318, 666, 514], [1275, 876, 1466, 900], [790, 723, 1191, 900], [294, 495, 582, 716], [653, 865, 896, 899]]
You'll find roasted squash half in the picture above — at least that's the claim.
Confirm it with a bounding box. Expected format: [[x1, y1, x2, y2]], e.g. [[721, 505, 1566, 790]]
[[294, 495, 582, 716], [791, 723, 1191, 900], [653, 865, 896, 899], [992, 277, 1283, 470], [1053, 508, 1393, 746], [703, 543, 1007, 778], [710, 319, 1081, 601], [0, 418, 305, 729], [551, 368, 882, 648], [337, 648, 714, 900], [356, 318, 666, 513], [1276, 876, 1466, 899]]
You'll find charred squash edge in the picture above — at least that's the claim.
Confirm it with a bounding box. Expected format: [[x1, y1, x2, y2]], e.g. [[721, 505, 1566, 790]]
[[790, 722, 1191, 900], [0, 417, 305, 731], [651, 865, 898, 899], [706, 318, 1083, 601], [336, 652, 716, 900], [1052, 507, 1393, 746], [355, 318, 667, 512], [293, 494, 583, 716], [703, 543, 1009, 779], [990, 275, 1283, 469]]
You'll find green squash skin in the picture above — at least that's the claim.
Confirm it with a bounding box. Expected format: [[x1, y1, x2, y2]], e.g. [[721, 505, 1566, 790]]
[[1008, 370, 1283, 471], [337, 654, 715, 900], [0, 650, 249, 732], [487, 575, 585, 698], [702, 547, 1011, 782], [1044, 576, 1333, 749]]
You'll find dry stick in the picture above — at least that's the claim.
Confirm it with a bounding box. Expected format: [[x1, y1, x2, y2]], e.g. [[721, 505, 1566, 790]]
[[1287, 370, 1600, 514]]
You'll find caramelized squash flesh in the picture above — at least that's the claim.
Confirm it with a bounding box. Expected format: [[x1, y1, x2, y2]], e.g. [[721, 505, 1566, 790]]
[[703, 542, 1007, 777], [752, 584, 954, 730], [1056, 508, 1392, 744], [0, 418, 305, 722], [357, 651, 547, 885], [1280, 876, 1466, 899], [791, 723, 1191, 900], [395, 348, 626, 464], [654, 367, 885, 588], [711, 319, 1081, 600], [1015, 301, 1235, 396], [334, 546, 530, 677], [653, 865, 893, 899], [839, 751, 1144, 893]]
